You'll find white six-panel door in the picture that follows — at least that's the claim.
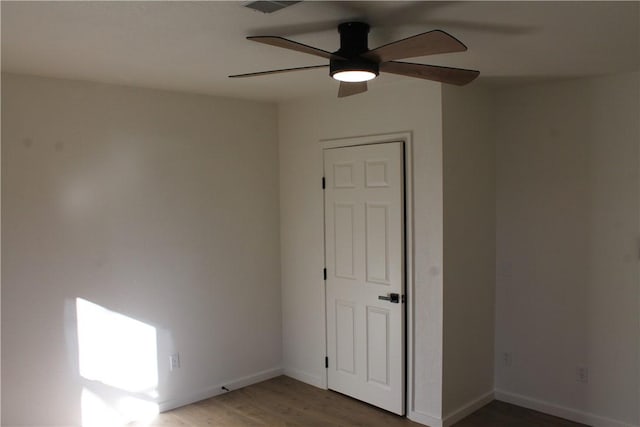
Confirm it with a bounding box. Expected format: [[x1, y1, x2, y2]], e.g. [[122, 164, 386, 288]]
[[324, 142, 405, 415]]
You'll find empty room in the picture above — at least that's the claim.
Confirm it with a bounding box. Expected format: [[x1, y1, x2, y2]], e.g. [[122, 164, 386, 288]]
[[1, 1, 638, 427]]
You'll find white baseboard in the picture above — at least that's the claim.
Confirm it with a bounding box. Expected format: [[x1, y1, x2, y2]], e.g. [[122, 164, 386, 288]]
[[443, 390, 495, 427], [495, 389, 639, 427], [407, 391, 494, 427], [283, 367, 325, 389], [158, 366, 283, 412], [408, 409, 443, 427]]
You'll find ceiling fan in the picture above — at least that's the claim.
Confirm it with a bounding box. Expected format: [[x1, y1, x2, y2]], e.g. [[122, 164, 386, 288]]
[[229, 22, 479, 98]]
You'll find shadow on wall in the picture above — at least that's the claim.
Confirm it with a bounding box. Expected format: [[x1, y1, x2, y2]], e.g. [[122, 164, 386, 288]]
[[66, 298, 169, 426]]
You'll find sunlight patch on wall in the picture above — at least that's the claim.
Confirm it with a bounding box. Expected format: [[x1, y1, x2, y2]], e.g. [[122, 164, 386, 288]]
[[76, 298, 159, 426], [81, 389, 159, 427]]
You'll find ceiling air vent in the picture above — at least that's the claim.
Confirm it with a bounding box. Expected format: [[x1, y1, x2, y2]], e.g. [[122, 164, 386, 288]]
[[244, 1, 300, 14]]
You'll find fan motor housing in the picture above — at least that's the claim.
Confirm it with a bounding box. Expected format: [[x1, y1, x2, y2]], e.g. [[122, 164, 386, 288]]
[[330, 21, 379, 81], [335, 21, 370, 58]]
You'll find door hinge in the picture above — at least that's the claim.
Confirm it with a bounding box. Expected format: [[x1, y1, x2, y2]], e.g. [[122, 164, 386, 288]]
[[325, 356, 328, 368], [322, 177, 326, 189], [323, 268, 327, 281]]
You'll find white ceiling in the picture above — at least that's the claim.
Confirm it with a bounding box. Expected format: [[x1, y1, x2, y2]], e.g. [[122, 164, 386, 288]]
[[2, 1, 638, 102]]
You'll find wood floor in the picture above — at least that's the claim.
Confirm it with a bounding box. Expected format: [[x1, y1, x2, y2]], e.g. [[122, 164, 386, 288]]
[[451, 400, 587, 427], [139, 376, 587, 427]]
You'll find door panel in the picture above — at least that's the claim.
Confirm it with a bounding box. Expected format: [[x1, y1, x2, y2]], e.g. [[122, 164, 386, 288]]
[[334, 203, 356, 279], [365, 203, 390, 284], [336, 301, 356, 374], [366, 306, 390, 386], [324, 142, 404, 415]]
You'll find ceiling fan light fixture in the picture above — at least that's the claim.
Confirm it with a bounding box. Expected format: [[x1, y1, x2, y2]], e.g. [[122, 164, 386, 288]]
[[330, 59, 379, 82], [332, 70, 376, 82]]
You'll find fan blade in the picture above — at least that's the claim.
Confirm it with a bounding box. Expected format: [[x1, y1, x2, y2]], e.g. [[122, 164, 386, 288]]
[[362, 30, 467, 63], [380, 61, 479, 86], [338, 81, 368, 98], [229, 64, 328, 78], [247, 36, 344, 60]]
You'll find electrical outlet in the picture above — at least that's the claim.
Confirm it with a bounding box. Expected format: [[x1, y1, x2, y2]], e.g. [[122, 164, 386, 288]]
[[577, 366, 588, 383], [170, 353, 181, 371], [503, 352, 512, 367]]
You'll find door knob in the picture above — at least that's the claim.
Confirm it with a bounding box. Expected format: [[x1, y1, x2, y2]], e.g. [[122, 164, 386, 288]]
[[378, 293, 400, 303]]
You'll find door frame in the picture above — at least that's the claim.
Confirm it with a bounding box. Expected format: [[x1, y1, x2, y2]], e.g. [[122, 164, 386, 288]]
[[320, 131, 414, 415]]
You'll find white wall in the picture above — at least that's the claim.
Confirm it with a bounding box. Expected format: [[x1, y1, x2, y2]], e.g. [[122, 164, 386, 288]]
[[441, 85, 495, 423], [5, 69, 637, 427], [494, 72, 640, 427], [1, 73, 282, 426], [278, 80, 445, 424]]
